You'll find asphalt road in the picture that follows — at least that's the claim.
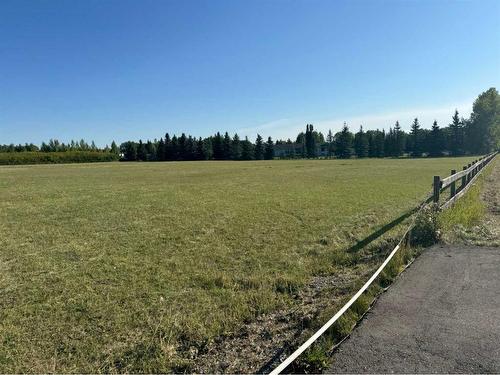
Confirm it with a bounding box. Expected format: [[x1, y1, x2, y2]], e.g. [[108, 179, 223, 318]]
[[329, 244, 500, 373]]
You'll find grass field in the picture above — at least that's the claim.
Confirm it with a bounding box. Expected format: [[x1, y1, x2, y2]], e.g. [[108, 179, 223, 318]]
[[0, 157, 477, 372]]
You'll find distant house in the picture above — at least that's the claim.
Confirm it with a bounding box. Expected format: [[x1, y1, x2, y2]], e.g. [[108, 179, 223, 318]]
[[274, 142, 330, 158]]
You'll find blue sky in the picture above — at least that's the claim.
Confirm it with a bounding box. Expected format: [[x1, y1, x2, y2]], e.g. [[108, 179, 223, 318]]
[[1, 0, 499, 146]]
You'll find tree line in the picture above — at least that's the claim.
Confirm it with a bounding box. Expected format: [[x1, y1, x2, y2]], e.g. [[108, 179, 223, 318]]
[[0, 139, 120, 154], [119, 87, 498, 161], [120, 132, 275, 161], [1, 87, 498, 163]]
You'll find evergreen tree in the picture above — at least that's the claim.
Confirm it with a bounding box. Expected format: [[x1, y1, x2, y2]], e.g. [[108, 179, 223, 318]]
[[195, 138, 205, 160], [354, 126, 369, 158], [171, 135, 179, 160], [146, 140, 156, 160], [254, 134, 264, 160], [122, 141, 137, 161], [178, 133, 187, 160], [156, 138, 165, 161], [385, 128, 395, 157], [335, 123, 353, 159], [264, 137, 274, 160], [305, 124, 316, 158], [212, 132, 224, 159], [223, 132, 232, 160], [374, 130, 385, 157], [409, 118, 421, 157], [428, 120, 444, 157], [241, 136, 254, 160], [448, 110, 464, 156], [110, 141, 119, 154], [136, 140, 147, 160], [326, 129, 334, 158], [164, 133, 173, 160], [186, 136, 195, 160], [231, 134, 241, 160], [393, 121, 405, 157]]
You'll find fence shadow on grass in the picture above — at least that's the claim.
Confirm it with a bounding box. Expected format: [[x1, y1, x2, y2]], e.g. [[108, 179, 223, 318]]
[[346, 195, 433, 253]]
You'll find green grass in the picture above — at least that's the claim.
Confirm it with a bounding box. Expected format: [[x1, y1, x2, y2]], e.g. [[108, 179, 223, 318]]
[[438, 158, 497, 244], [0, 157, 477, 372], [439, 180, 485, 230]]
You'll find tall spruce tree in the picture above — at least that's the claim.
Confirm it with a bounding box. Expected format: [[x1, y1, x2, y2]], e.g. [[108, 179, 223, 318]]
[[254, 134, 264, 160], [429, 120, 444, 157], [305, 124, 316, 158], [212, 132, 224, 159], [393, 121, 405, 157], [354, 126, 369, 158], [231, 134, 241, 160], [164, 133, 173, 160], [137, 140, 147, 161], [335, 123, 353, 159], [384, 128, 394, 157], [264, 137, 274, 160], [241, 136, 254, 160], [409, 118, 421, 157], [223, 132, 232, 160], [110, 140, 119, 154], [449, 110, 464, 156], [374, 130, 385, 157], [326, 129, 334, 158]]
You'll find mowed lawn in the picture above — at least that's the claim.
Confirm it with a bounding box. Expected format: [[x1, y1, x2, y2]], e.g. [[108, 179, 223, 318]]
[[0, 157, 475, 372]]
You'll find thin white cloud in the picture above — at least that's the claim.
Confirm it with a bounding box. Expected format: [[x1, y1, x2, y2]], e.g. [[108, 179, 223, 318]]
[[237, 99, 474, 140]]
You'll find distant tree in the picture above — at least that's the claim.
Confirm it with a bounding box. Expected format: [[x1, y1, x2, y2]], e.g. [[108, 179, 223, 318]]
[[305, 124, 316, 158], [186, 136, 196, 160], [393, 121, 405, 157], [156, 138, 165, 161], [122, 141, 137, 161], [231, 134, 241, 160], [41, 142, 50, 152], [254, 134, 264, 160], [162, 133, 171, 160], [212, 132, 224, 159], [223, 132, 232, 160], [448, 110, 464, 156], [326, 129, 334, 158], [178, 133, 187, 160], [145, 140, 156, 160], [241, 136, 254, 160], [264, 137, 274, 160], [428, 120, 444, 157], [202, 137, 213, 160], [171, 135, 179, 160], [110, 140, 119, 155], [335, 123, 354, 159], [354, 126, 369, 158], [409, 118, 422, 157], [466, 88, 499, 154], [137, 140, 147, 160], [385, 128, 395, 157], [367, 129, 384, 157]]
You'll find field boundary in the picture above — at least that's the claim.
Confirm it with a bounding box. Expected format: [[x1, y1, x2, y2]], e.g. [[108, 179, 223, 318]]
[[269, 152, 497, 375]]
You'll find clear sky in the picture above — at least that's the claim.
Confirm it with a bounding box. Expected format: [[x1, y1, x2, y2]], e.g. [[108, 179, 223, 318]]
[[1, 0, 499, 146]]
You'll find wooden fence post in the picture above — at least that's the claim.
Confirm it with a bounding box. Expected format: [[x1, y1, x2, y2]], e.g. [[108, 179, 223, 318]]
[[433, 175, 441, 204], [450, 169, 456, 198], [467, 163, 472, 183], [461, 165, 467, 189]]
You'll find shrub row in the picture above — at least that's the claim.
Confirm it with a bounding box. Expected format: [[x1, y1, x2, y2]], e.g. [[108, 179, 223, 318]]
[[0, 151, 119, 165]]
